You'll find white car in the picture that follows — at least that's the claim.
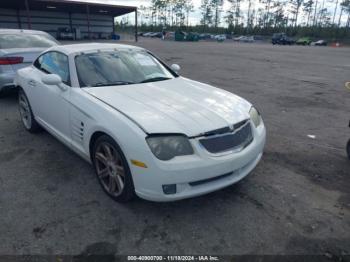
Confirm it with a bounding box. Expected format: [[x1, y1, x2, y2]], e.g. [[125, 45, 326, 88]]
[[241, 36, 255, 43], [233, 36, 245, 41], [215, 34, 226, 41], [15, 43, 266, 202]]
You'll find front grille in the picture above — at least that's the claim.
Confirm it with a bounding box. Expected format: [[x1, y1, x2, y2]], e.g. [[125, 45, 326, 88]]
[[199, 121, 253, 154]]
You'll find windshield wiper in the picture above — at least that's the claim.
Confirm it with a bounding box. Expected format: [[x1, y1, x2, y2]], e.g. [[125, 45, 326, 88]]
[[92, 81, 134, 87], [140, 77, 172, 83]]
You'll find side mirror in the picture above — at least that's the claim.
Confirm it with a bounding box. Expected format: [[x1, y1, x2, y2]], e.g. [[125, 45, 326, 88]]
[[42, 74, 62, 86], [346, 82, 350, 90], [170, 64, 181, 73]]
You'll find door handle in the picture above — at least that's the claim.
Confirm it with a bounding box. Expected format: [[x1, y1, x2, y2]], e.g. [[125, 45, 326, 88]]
[[28, 80, 36, 87]]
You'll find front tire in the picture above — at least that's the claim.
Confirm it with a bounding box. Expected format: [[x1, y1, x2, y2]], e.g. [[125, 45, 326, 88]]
[[92, 135, 135, 202], [18, 89, 41, 133]]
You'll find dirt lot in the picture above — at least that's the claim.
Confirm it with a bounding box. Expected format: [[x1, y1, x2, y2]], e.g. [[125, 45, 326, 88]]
[[0, 39, 349, 256]]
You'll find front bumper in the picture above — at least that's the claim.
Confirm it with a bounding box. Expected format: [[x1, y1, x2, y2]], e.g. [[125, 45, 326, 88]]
[[131, 121, 266, 202]]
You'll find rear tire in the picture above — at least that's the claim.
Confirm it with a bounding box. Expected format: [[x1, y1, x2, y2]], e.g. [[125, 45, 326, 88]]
[[18, 89, 41, 133], [92, 135, 135, 202]]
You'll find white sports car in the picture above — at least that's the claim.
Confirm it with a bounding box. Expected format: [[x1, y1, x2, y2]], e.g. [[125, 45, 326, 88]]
[[15, 43, 266, 202]]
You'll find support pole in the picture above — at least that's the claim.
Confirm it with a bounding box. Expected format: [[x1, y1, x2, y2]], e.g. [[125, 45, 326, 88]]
[[112, 16, 115, 35], [16, 9, 22, 29], [24, 0, 31, 29], [86, 4, 91, 40], [69, 12, 73, 32], [68, 12, 74, 40], [135, 8, 138, 42]]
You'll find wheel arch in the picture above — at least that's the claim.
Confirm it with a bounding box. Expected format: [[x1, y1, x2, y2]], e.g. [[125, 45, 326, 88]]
[[89, 131, 109, 162], [16, 85, 24, 92], [88, 129, 129, 163], [88, 130, 136, 202]]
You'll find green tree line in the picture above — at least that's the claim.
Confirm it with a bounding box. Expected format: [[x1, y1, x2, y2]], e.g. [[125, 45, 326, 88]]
[[117, 0, 350, 39]]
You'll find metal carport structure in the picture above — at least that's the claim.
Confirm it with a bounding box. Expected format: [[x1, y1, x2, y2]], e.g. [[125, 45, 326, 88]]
[[0, 0, 138, 41]]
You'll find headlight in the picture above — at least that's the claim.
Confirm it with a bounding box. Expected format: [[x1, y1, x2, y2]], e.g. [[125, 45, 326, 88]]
[[146, 135, 194, 161], [249, 107, 262, 127]]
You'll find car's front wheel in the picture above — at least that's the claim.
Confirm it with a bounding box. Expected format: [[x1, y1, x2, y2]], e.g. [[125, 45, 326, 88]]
[[18, 89, 41, 133], [92, 135, 135, 202]]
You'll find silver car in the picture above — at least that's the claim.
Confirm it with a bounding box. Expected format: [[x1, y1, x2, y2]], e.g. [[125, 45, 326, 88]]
[[0, 29, 59, 95]]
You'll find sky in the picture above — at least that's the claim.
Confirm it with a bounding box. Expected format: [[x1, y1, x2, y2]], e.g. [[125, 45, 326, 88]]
[[78, 0, 344, 26]]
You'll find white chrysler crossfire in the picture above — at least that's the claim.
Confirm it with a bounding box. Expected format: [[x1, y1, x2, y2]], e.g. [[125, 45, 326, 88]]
[[15, 43, 266, 202]]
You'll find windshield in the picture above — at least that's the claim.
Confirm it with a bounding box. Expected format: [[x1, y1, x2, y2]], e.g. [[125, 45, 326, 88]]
[[0, 34, 58, 49], [75, 50, 176, 87]]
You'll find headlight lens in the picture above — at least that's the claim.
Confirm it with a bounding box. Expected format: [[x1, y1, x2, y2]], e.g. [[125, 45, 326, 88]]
[[146, 135, 194, 161], [249, 107, 262, 127]]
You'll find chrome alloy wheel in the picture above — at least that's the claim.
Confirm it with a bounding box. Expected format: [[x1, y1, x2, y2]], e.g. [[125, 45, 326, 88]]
[[19, 91, 32, 129], [94, 142, 126, 196]]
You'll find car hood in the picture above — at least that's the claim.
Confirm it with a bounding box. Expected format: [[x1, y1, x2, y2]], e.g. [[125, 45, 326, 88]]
[[84, 77, 252, 137]]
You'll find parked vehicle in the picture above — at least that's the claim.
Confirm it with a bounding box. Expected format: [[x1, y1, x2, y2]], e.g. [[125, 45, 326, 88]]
[[57, 27, 74, 40], [0, 29, 59, 95], [233, 36, 245, 41], [272, 33, 295, 45], [15, 43, 266, 202], [142, 32, 154, 37], [111, 34, 120, 40], [199, 33, 212, 40], [215, 34, 226, 42], [150, 32, 162, 38], [225, 34, 233, 39], [186, 32, 199, 41], [241, 36, 254, 43], [164, 31, 175, 40], [253, 35, 264, 41], [312, 40, 327, 46], [175, 30, 186, 41], [233, 35, 254, 43], [296, 37, 312, 45]]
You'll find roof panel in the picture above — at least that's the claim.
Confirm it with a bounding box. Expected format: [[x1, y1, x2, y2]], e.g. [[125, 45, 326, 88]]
[[0, 0, 136, 17]]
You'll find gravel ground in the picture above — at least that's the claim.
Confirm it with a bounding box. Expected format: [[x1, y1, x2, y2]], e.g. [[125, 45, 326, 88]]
[[0, 38, 349, 256]]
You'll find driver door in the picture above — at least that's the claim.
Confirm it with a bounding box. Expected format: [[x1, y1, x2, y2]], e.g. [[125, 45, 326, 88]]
[[31, 51, 71, 144]]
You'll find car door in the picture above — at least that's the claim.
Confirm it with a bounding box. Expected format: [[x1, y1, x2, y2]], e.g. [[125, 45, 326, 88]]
[[30, 51, 71, 144]]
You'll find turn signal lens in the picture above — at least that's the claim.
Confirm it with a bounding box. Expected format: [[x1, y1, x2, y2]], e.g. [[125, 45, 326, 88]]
[[131, 159, 148, 168]]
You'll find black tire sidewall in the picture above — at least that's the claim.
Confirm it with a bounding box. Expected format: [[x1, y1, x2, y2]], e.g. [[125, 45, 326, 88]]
[[347, 140, 350, 160], [92, 135, 135, 202], [18, 88, 41, 133]]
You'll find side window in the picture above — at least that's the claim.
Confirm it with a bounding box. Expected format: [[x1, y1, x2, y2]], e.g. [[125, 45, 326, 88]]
[[33, 55, 43, 69], [34, 52, 70, 86]]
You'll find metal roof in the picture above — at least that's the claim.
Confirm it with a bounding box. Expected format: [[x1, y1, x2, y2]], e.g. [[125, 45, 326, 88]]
[[0, 0, 137, 17]]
